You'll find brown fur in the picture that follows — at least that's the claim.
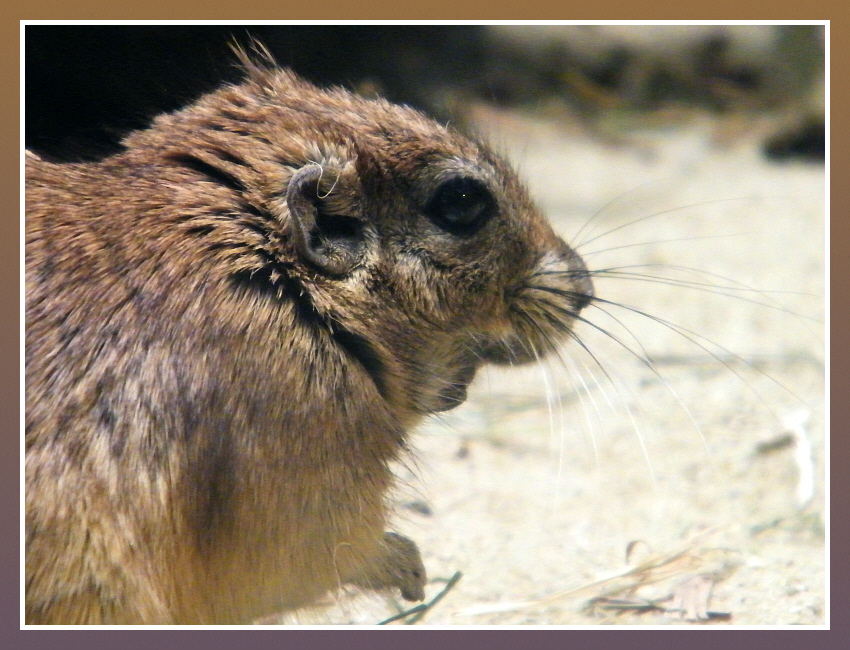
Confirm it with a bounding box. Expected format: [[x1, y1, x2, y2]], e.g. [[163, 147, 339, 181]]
[[25, 56, 592, 624], [346, 532, 427, 602]]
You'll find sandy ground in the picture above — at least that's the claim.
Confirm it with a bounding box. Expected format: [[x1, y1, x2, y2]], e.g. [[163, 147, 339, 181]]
[[273, 107, 826, 627]]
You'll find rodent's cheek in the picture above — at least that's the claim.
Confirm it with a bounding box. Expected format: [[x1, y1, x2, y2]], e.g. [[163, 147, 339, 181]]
[[469, 247, 593, 367]]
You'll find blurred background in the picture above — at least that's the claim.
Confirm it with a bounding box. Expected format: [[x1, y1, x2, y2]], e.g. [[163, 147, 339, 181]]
[[25, 24, 824, 163]]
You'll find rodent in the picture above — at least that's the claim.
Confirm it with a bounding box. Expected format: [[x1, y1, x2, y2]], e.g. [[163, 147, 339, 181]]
[[25, 48, 593, 624]]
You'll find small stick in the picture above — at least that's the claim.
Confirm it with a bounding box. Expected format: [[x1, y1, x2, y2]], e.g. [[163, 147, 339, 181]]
[[377, 571, 463, 625]]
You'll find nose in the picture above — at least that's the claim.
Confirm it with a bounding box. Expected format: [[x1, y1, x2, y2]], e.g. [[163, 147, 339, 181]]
[[569, 256, 594, 312], [556, 239, 594, 313]]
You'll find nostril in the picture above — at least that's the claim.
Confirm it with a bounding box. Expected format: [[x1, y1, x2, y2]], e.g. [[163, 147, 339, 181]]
[[572, 286, 594, 313], [535, 239, 595, 314], [572, 268, 594, 312], [557, 240, 594, 313]]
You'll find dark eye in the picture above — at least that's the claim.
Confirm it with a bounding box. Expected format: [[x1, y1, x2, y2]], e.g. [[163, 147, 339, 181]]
[[425, 177, 497, 235]]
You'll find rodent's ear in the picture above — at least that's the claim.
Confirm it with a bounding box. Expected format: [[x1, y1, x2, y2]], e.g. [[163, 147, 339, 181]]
[[286, 164, 365, 276]]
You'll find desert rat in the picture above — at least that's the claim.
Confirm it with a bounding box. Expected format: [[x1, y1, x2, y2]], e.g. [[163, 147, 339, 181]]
[[25, 50, 593, 624]]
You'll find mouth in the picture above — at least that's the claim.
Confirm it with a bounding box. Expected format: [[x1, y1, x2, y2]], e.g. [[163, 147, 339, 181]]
[[427, 336, 536, 413], [431, 364, 478, 412]]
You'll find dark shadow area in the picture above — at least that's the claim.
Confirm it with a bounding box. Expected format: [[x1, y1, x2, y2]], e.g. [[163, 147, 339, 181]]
[[25, 25, 824, 163]]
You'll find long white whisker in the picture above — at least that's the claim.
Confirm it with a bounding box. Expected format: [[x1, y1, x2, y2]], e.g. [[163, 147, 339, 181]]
[[575, 197, 748, 250], [562, 329, 658, 493], [562, 342, 602, 471], [580, 232, 753, 258], [588, 296, 809, 416], [569, 177, 669, 245], [587, 302, 710, 456], [587, 267, 820, 324]]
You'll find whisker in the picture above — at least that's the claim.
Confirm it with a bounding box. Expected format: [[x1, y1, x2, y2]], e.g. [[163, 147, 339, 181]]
[[587, 302, 710, 455], [565, 329, 658, 492], [574, 197, 749, 250], [579, 232, 754, 258], [537, 361, 566, 515], [531, 293, 712, 455], [539, 268, 820, 325], [569, 177, 671, 246], [561, 338, 603, 471], [585, 295, 810, 416], [516, 300, 660, 488]]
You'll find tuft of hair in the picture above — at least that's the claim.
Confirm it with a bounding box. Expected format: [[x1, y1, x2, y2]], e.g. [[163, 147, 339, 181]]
[[230, 38, 279, 82]]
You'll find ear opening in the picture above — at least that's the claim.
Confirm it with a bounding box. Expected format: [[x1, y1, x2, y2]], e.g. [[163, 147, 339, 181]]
[[286, 164, 365, 276]]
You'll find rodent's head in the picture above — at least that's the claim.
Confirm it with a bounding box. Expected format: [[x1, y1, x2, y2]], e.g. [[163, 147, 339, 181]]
[[127, 60, 593, 417]]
